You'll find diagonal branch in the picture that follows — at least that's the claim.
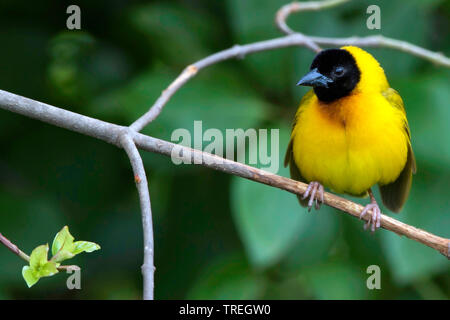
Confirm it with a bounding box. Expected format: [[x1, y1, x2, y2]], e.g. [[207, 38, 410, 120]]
[[132, 134, 450, 259], [0, 89, 448, 259], [0, 232, 30, 262], [120, 133, 155, 300], [129, 34, 319, 132]]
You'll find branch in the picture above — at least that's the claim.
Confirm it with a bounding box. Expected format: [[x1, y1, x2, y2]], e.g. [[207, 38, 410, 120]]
[[276, 0, 350, 36], [0, 89, 448, 259], [309, 35, 450, 67], [120, 133, 155, 300], [0, 232, 30, 262], [132, 134, 450, 259], [275, 0, 450, 67]]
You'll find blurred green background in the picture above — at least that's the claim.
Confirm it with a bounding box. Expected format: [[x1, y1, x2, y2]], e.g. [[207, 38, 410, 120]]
[[0, 0, 448, 299]]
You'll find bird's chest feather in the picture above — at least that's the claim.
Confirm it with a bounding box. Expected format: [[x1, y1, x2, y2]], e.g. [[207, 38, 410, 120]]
[[292, 93, 408, 195]]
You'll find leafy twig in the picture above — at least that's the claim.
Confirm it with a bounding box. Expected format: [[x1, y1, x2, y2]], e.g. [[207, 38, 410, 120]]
[[0, 227, 100, 287]]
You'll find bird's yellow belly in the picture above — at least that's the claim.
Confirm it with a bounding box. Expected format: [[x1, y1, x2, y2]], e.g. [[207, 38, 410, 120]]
[[292, 94, 408, 196]]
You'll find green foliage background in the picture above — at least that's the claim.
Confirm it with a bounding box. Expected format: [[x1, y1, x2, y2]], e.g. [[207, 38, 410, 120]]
[[0, 0, 448, 299]]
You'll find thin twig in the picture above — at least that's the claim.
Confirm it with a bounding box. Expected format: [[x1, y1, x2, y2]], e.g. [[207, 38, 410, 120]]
[[57, 265, 81, 271], [275, 0, 350, 35], [0, 89, 447, 258], [129, 34, 319, 132], [120, 133, 155, 300], [275, 0, 450, 67], [0, 232, 30, 262], [309, 35, 450, 66]]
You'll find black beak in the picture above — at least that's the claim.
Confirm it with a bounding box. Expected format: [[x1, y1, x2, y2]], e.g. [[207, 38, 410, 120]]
[[296, 68, 333, 88]]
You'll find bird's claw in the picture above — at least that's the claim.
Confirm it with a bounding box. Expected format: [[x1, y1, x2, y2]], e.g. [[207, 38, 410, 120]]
[[302, 181, 324, 211], [360, 203, 381, 232]]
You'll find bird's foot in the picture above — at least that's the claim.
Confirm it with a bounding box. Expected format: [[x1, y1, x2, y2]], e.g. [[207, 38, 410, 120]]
[[302, 181, 324, 211], [359, 191, 382, 232]]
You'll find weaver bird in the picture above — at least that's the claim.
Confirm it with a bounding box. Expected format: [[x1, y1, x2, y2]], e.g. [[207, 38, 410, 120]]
[[284, 46, 416, 231]]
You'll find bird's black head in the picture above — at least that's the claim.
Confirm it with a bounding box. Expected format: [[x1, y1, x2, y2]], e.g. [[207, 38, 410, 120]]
[[297, 49, 361, 103]]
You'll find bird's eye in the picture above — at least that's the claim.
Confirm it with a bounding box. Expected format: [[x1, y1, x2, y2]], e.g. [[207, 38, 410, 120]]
[[334, 66, 345, 77]]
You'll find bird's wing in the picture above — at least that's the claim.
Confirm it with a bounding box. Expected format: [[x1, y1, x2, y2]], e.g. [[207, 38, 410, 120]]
[[379, 88, 417, 212], [284, 90, 315, 207]]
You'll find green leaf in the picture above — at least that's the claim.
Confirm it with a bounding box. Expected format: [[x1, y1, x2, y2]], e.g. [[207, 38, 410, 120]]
[[22, 266, 39, 288], [29, 244, 50, 270], [51, 225, 74, 256], [23, 244, 59, 288], [51, 226, 76, 262], [51, 226, 100, 263], [72, 241, 101, 254], [38, 261, 59, 278]]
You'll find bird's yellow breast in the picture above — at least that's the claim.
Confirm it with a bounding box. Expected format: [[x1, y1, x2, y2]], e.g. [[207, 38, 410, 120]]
[[291, 91, 408, 196]]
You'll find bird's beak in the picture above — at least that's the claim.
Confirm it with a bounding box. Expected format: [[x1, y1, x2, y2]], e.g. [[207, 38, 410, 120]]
[[296, 68, 333, 88]]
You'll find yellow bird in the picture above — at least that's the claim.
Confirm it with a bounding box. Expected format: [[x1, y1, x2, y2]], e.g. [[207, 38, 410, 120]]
[[285, 46, 416, 231]]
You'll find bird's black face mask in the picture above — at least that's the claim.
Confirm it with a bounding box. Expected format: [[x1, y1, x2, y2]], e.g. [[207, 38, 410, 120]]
[[297, 49, 361, 103]]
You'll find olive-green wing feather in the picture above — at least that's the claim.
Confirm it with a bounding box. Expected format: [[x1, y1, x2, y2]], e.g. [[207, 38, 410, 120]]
[[379, 88, 417, 213], [284, 90, 315, 207]]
